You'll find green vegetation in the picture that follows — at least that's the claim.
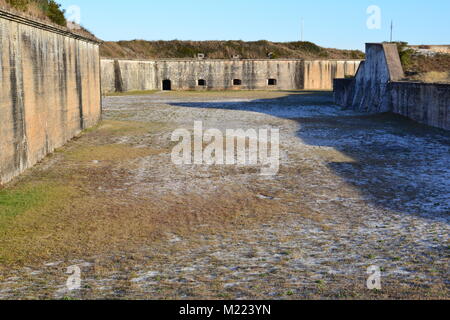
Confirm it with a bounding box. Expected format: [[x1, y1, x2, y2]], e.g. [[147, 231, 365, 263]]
[[395, 42, 415, 70], [0, 183, 49, 220], [394, 41, 450, 83], [4, 0, 66, 26], [101, 39, 365, 60]]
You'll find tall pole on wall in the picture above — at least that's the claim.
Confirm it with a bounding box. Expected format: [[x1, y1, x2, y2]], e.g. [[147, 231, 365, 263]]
[[390, 20, 394, 42]]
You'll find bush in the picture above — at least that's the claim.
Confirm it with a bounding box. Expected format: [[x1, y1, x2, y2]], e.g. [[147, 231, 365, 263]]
[[5, 0, 66, 26], [41, 0, 66, 26], [395, 42, 415, 70]]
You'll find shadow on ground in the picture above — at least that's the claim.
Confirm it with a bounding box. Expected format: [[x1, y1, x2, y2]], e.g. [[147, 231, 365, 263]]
[[170, 91, 450, 222]]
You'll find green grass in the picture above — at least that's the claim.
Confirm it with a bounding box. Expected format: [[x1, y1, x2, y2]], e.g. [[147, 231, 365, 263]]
[[0, 184, 49, 220], [100, 39, 365, 60]]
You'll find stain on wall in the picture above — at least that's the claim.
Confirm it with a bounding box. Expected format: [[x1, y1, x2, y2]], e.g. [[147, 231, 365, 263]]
[[303, 60, 361, 90], [0, 10, 101, 184], [100, 59, 362, 94], [389, 82, 450, 130]]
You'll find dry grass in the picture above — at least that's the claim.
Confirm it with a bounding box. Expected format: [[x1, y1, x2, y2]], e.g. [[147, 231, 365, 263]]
[[0, 0, 65, 25], [1, 92, 448, 300], [87, 120, 173, 136], [64, 144, 163, 162], [105, 90, 158, 97], [100, 40, 364, 60], [407, 71, 450, 84], [408, 53, 450, 74], [0, 119, 287, 268]]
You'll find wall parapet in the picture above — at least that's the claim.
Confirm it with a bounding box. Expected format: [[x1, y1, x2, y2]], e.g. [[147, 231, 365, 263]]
[[101, 58, 362, 93], [0, 8, 102, 184], [0, 8, 101, 44]]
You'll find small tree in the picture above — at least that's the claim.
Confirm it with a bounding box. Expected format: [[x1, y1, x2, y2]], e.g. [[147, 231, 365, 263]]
[[40, 0, 66, 26], [395, 42, 415, 70], [5, 1, 67, 26]]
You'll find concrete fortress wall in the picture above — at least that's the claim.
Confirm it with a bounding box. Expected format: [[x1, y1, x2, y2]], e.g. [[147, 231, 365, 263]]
[[303, 60, 361, 90], [0, 10, 101, 184], [101, 58, 361, 93], [389, 82, 449, 130], [334, 43, 450, 131]]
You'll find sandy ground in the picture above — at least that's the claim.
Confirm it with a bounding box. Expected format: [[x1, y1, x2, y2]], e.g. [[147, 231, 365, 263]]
[[0, 91, 448, 299]]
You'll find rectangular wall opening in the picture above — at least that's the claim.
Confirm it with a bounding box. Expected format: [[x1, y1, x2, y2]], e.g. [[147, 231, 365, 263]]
[[162, 79, 172, 90]]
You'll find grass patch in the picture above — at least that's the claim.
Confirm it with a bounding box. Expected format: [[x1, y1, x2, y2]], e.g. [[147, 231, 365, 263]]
[[96, 120, 171, 136], [408, 71, 450, 84], [0, 184, 49, 220], [105, 90, 158, 97], [0, 182, 77, 264], [64, 144, 164, 162]]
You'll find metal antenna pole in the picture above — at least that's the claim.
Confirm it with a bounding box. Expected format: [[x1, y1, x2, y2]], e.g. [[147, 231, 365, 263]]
[[390, 20, 393, 42]]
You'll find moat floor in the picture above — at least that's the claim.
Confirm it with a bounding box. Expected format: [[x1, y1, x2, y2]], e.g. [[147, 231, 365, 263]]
[[0, 91, 449, 299]]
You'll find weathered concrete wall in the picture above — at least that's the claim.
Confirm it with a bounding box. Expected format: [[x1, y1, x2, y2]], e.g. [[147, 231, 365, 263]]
[[389, 82, 450, 130], [303, 60, 361, 90], [350, 43, 404, 112], [101, 58, 361, 94], [334, 43, 450, 131], [333, 78, 355, 107], [0, 10, 101, 184]]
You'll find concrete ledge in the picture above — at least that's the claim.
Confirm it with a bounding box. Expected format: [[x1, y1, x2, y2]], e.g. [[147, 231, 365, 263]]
[[0, 8, 101, 44]]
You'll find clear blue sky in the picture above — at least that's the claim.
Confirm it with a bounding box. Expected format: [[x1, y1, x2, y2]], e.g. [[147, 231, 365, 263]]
[[58, 0, 450, 50]]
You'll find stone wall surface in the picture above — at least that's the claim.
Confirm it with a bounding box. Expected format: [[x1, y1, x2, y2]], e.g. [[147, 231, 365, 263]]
[[334, 42, 450, 131], [333, 78, 355, 107], [389, 82, 450, 130], [303, 60, 361, 90], [101, 58, 362, 94], [0, 10, 101, 184], [350, 43, 403, 112]]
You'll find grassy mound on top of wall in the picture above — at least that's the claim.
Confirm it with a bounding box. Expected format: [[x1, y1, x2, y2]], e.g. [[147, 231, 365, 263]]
[[0, 0, 66, 26], [101, 40, 365, 60], [396, 42, 450, 83]]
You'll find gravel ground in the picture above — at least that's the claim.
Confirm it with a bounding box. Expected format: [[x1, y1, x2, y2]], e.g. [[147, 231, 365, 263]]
[[0, 91, 448, 299]]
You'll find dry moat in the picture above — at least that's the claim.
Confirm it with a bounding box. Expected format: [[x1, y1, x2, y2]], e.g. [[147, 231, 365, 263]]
[[0, 91, 448, 299]]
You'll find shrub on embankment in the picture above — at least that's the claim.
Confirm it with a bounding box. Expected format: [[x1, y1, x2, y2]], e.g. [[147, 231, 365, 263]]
[[395, 41, 450, 84], [1, 0, 66, 26]]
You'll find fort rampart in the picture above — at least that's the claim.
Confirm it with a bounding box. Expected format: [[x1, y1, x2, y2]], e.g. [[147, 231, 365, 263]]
[[101, 58, 361, 93], [0, 9, 102, 184]]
